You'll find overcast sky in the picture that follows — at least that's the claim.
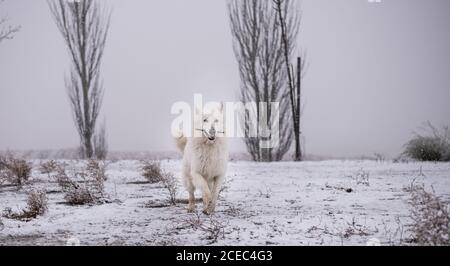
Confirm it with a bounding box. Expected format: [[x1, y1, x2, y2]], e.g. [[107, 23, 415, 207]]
[[1, 0, 449, 158]]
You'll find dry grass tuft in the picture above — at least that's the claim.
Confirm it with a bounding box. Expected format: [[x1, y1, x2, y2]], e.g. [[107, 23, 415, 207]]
[[39, 160, 60, 177], [3, 190, 48, 221], [54, 160, 108, 205], [408, 184, 450, 246], [141, 160, 164, 183], [0, 153, 32, 187]]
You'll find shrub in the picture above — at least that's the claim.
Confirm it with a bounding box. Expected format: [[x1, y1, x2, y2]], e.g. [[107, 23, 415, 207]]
[[39, 160, 59, 177], [26, 190, 48, 216], [54, 160, 107, 205], [181, 213, 227, 244], [3, 190, 48, 221], [86, 159, 108, 182], [408, 184, 450, 246], [353, 168, 370, 186], [161, 171, 178, 205], [404, 122, 450, 161], [55, 166, 94, 205], [54, 166, 77, 192], [141, 161, 163, 183], [65, 186, 95, 205], [141, 160, 178, 204], [218, 177, 233, 200], [0, 153, 32, 187], [404, 136, 447, 161]]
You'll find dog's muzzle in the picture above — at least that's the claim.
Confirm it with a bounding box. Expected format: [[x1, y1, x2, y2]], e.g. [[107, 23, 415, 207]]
[[206, 128, 216, 141]]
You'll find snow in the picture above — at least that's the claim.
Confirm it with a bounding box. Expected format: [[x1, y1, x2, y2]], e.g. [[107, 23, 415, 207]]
[[1, 159, 449, 246]]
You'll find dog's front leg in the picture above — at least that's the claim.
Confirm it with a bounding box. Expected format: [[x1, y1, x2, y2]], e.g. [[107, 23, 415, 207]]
[[184, 173, 196, 213], [191, 171, 212, 214], [187, 185, 196, 213], [209, 176, 224, 213]]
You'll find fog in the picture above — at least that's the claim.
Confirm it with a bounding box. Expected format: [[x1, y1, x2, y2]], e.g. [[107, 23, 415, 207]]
[[1, 0, 449, 158]]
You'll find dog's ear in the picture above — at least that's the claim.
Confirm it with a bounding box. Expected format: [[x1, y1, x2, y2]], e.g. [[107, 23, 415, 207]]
[[219, 102, 224, 113]]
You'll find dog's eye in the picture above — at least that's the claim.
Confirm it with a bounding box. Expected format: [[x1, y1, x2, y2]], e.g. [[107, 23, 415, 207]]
[[203, 119, 208, 123], [214, 119, 219, 123]]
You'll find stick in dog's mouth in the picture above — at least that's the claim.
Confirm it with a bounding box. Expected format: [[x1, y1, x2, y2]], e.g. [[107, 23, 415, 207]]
[[195, 128, 225, 141]]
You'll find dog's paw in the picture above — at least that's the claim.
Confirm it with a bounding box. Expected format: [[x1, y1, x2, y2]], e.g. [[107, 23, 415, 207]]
[[187, 204, 196, 213], [202, 205, 215, 215], [202, 208, 212, 215]]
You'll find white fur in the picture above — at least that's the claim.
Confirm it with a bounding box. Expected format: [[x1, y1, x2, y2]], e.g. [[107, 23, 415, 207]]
[[175, 104, 228, 214]]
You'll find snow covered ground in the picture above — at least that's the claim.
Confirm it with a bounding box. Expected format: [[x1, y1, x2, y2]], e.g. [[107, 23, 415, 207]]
[[1, 159, 449, 246]]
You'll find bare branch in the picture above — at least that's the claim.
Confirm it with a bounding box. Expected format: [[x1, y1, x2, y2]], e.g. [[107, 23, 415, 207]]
[[0, 0, 20, 43]]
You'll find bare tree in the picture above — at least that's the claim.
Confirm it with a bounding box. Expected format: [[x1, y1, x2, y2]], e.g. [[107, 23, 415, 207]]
[[48, 0, 111, 158], [274, 0, 305, 161], [0, 0, 20, 43], [228, 0, 300, 161], [93, 119, 108, 159]]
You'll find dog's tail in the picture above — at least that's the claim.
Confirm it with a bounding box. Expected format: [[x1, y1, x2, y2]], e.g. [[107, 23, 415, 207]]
[[174, 130, 187, 153]]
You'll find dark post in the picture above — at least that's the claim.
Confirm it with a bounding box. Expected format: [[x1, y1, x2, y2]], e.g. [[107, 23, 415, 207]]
[[295, 57, 302, 161]]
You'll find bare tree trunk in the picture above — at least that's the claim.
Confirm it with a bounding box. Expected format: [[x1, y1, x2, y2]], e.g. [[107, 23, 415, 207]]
[[274, 0, 304, 161], [48, 0, 110, 159], [93, 119, 108, 159]]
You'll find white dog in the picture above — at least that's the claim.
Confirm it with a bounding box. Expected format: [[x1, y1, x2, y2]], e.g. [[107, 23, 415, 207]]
[[175, 103, 228, 214]]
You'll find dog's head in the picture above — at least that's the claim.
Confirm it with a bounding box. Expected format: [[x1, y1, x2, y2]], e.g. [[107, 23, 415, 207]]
[[194, 102, 225, 144]]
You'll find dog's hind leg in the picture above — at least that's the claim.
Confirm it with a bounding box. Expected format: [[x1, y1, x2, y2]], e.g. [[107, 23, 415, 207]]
[[191, 171, 212, 214]]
